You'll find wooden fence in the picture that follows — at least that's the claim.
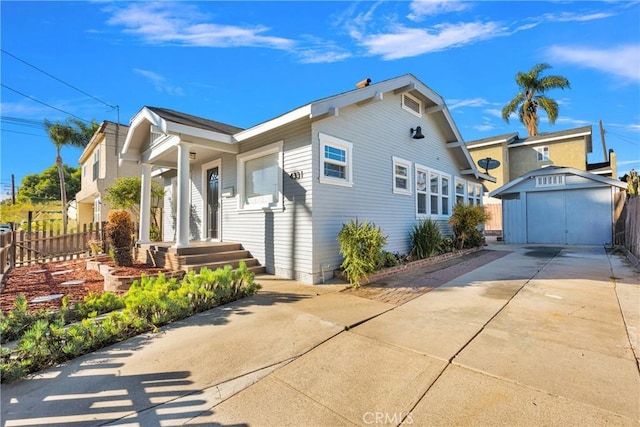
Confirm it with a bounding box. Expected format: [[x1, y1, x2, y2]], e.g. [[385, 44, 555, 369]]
[[614, 194, 640, 260], [1, 230, 14, 276], [10, 222, 107, 267]]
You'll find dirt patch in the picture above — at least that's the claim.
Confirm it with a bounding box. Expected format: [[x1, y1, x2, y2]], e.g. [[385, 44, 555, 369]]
[[1, 258, 171, 313]]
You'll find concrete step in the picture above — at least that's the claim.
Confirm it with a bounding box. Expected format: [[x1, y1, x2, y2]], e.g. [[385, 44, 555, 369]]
[[183, 258, 265, 274], [177, 250, 251, 265]]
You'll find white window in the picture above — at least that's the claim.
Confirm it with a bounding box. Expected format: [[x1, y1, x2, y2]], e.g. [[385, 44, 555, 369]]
[[455, 179, 466, 205], [536, 146, 549, 161], [319, 133, 353, 187], [392, 157, 411, 195], [468, 182, 483, 205], [93, 197, 101, 223], [416, 165, 451, 217], [92, 148, 100, 181], [402, 93, 422, 117], [237, 141, 283, 210], [536, 174, 565, 187], [82, 164, 87, 177]]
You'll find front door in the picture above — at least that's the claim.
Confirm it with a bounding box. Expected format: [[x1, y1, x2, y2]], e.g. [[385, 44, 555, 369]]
[[206, 163, 220, 240]]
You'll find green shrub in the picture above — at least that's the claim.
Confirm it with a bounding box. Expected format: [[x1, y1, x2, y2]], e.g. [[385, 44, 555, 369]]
[[410, 219, 443, 260], [377, 250, 400, 270], [338, 219, 387, 288], [106, 210, 134, 267], [448, 204, 489, 249], [1, 262, 260, 383]]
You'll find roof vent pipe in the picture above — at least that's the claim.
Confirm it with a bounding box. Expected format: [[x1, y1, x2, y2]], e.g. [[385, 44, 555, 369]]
[[356, 78, 371, 88]]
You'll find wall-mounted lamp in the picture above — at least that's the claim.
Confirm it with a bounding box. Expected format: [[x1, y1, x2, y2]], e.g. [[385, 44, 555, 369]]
[[410, 126, 424, 139], [189, 152, 196, 160]]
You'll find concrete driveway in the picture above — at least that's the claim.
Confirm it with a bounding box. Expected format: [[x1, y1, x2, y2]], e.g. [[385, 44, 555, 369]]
[[1, 244, 639, 426]]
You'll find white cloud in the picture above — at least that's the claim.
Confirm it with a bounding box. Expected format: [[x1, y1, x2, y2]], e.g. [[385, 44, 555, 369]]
[[105, 3, 294, 50], [473, 124, 496, 132], [360, 21, 504, 60], [408, 0, 470, 21], [540, 11, 615, 23], [546, 44, 640, 83], [485, 108, 504, 119], [448, 98, 490, 110], [133, 69, 184, 96]]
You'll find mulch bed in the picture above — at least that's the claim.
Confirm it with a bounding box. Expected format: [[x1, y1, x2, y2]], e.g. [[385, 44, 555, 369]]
[[1, 258, 169, 313]]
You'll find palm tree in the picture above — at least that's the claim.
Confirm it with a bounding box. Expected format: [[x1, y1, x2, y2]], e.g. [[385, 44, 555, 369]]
[[501, 63, 570, 136], [44, 118, 99, 234]]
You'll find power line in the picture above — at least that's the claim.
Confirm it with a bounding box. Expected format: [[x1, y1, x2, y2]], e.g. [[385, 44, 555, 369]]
[[1, 48, 118, 111], [1, 83, 88, 123]]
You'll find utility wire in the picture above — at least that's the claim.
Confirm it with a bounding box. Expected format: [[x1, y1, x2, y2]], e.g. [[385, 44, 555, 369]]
[[0, 83, 88, 123], [1, 48, 118, 111]]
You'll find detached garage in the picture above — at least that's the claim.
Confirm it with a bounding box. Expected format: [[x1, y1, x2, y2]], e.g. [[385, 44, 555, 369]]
[[490, 167, 626, 245]]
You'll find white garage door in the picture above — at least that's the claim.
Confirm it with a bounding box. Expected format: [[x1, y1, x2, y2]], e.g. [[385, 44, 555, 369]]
[[526, 188, 612, 245]]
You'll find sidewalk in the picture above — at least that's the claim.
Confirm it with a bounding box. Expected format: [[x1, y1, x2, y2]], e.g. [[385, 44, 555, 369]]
[[1, 244, 639, 426]]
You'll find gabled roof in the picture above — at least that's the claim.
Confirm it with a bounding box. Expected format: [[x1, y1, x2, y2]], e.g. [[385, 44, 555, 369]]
[[489, 166, 626, 198], [146, 106, 243, 135], [466, 125, 592, 152], [78, 120, 129, 163]]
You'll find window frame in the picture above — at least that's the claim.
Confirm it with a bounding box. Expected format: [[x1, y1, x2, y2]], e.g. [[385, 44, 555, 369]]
[[93, 197, 101, 223], [455, 178, 466, 206], [237, 140, 284, 211], [392, 157, 412, 195], [319, 133, 353, 187], [415, 164, 451, 219], [536, 174, 566, 188], [92, 148, 100, 181], [536, 146, 550, 162]]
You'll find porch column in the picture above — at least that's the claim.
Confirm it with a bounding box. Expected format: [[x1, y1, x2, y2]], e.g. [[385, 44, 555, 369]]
[[173, 141, 191, 248], [137, 163, 152, 244]]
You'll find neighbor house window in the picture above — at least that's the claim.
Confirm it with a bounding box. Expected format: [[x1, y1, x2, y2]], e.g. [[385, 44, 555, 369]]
[[82, 164, 87, 177], [536, 146, 549, 161], [93, 197, 101, 223], [416, 165, 451, 217], [92, 148, 100, 181], [392, 157, 411, 195], [237, 141, 283, 210], [402, 93, 422, 117], [319, 133, 353, 187]]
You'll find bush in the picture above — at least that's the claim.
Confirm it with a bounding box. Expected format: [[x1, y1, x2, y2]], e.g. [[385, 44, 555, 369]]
[[338, 219, 387, 288], [410, 219, 442, 260], [377, 250, 400, 270], [106, 210, 134, 267], [448, 204, 489, 249], [1, 262, 260, 383]]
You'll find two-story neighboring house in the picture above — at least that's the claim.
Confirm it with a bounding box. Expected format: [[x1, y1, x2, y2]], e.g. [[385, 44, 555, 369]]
[[75, 121, 136, 226], [466, 125, 617, 234]]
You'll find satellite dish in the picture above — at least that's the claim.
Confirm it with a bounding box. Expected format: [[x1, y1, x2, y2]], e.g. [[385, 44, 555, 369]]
[[477, 157, 500, 175]]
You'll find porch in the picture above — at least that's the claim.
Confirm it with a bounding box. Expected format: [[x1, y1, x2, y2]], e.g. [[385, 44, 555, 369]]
[[136, 241, 266, 275]]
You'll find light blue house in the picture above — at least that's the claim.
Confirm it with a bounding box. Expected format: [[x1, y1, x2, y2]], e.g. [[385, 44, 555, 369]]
[[121, 74, 493, 283]]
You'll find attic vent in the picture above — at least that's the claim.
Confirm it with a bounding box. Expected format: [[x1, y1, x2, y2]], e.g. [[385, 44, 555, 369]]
[[402, 93, 422, 117], [150, 131, 163, 145], [536, 174, 565, 187]]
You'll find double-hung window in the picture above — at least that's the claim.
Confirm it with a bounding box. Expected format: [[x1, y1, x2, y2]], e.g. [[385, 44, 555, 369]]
[[319, 133, 353, 187], [93, 197, 101, 223], [392, 157, 411, 195], [467, 182, 483, 205], [536, 146, 549, 162], [92, 148, 100, 181], [455, 179, 466, 205], [416, 165, 451, 217], [237, 141, 283, 210]]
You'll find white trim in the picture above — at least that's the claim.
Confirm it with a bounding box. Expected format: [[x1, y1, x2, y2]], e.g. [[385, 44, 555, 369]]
[[237, 141, 284, 211], [402, 92, 422, 117], [455, 178, 466, 206], [535, 146, 550, 162], [392, 157, 412, 195], [319, 133, 353, 187], [201, 159, 222, 241]]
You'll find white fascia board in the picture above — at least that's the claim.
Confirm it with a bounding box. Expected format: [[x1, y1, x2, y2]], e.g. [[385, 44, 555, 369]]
[[142, 135, 179, 163], [122, 107, 164, 156], [509, 130, 590, 147], [235, 105, 311, 142], [166, 122, 236, 145], [467, 139, 507, 149]]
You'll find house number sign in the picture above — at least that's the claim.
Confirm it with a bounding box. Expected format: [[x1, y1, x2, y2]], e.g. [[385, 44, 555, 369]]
[[289, 171, 304, 180]]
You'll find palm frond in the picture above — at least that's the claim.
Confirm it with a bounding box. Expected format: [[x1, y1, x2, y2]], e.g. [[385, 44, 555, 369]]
[[538, 75, 571, 92], [536, 96, 560, 124], [501, 92, 524, 123]]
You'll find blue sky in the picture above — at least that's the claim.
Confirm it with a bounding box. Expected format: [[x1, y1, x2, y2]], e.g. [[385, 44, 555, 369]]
[[1, 1, 639, 200]]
